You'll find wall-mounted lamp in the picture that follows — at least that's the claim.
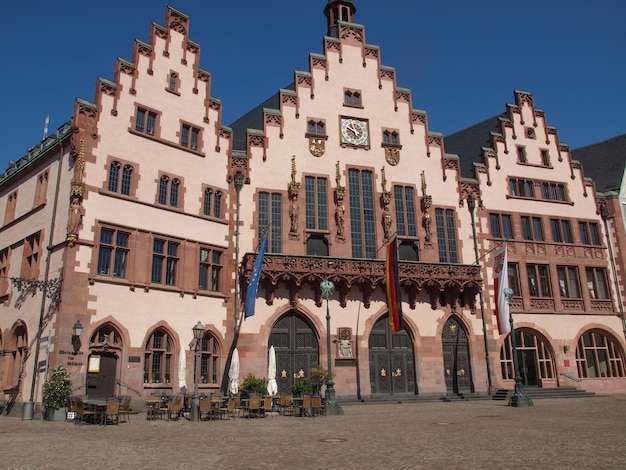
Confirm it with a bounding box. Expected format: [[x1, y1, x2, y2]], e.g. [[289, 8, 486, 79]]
[[563, 345, 569, 353], [71, 321, 83, 353]]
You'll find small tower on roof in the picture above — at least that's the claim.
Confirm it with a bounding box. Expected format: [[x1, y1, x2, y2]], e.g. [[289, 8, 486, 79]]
[[324, 0, 357, 37]]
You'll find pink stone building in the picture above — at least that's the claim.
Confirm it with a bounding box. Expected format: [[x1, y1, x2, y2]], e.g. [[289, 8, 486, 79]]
[[0, 1, 624, 413]]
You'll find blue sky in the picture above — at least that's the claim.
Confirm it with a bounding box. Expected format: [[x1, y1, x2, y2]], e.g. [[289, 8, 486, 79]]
[[1, 0, 624, 172]]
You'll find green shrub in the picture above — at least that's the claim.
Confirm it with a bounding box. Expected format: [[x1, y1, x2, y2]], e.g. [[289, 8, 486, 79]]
[[42, 365, 72, 411], [239, 373, 267, 398], [289, 378, 316, 397]]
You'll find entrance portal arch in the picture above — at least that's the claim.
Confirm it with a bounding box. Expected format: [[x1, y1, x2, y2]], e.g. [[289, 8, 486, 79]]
[[368, 316, 415, 395], [441, 316, 473, 394], [269, 311, 319, 395]]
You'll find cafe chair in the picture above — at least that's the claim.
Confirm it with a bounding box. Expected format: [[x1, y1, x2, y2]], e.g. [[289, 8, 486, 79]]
[[217, 396, 236, 419], [118, 396, 132, 423], [75, 398, 97, 425], [294, 395, 312, 417], [245, 395, 261, 418], [102, 398, 120, 426], [311, 396, 324, 416], [199, 397, 213, 420], [283, 395, 294, 416], [261, 396, 273, 418]]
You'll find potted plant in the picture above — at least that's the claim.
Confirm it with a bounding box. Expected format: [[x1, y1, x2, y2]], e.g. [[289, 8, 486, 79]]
[[289, 378, 316, 397], [42, 365, 72, 421], [310, 364, 331, 396], [239, 373, 267, 399]]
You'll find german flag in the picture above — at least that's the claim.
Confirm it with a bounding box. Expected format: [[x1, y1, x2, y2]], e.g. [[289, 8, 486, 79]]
[[385, 236, 404, 333]]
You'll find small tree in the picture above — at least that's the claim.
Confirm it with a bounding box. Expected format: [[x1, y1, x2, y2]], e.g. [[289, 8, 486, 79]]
[[310, 364, 330, 396], [42, 365, 72, 411], [239, 373, 267, 398], [289, 378, 316, 397]]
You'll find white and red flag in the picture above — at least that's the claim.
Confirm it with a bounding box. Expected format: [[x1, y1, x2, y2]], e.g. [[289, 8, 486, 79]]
[[493, 243, 511, 334]]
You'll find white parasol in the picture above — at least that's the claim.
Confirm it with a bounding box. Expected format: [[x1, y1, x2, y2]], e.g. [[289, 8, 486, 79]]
[[267, 345, 278, 396], [229, 348, 240, 395], [177, 348, 187, 392]]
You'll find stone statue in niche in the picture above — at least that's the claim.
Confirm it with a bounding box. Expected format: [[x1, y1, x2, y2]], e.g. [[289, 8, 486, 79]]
[[335, 204, 345, 238], [67, 197, 84, 237], [289, 196, 299, 233], [382, 205, 392, 240]]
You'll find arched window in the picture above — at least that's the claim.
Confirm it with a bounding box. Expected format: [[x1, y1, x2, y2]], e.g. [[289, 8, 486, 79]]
[[108, 162, 120, 192], [576, 330, 625, 378], [121, 165, 133, 195], [144, 328, 174, 384], [199, 332, 221, 384], [170, 179, 180, 207], [213, 191, 222, 218], [159, 176, 169, 205], [203, 188, 212, 216], [169, 72, 178, 91]]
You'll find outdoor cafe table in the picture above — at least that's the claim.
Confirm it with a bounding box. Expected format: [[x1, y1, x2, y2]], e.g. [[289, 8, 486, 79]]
[[83, 399, 107, 424], [145, 398, 166, 421]]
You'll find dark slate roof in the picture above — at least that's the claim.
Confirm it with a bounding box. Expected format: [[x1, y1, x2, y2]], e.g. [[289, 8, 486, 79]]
[[228, 83, 295, 152], [571, 134, 626, 193], [443, 115, 505, 179]]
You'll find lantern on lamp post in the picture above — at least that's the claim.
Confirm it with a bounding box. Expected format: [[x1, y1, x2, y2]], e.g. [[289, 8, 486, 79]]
[[190, 321, 205, 421], [320, 280, 343, 415]]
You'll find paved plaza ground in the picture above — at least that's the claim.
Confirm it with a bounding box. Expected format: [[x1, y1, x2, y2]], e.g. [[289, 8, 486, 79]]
[[1, 395, 626, 469]]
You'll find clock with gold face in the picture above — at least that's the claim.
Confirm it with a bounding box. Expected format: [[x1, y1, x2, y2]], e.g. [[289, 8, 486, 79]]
[[340, 118, 369, 146]]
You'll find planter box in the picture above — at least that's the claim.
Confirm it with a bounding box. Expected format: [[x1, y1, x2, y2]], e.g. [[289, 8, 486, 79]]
[[44, 407, 67, 421]]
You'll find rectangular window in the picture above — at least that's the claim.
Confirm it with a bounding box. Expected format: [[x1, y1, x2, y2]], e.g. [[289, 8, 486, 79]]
[[579, 221, 601, 246], [435, 208, 458, 263], [521, 216, 545, 241], [541, 182, 567, 202], [135, 107, 157, 136], [509, 178, 534, 198], [258, 192, 282, 253], [305, 176, 328, 230], [393, 185, 417, 237], [98, 229, 130, 278], [489, 213, 513, 239], [0, 247, 9, 297], [540, 150, 550, 166], [151, 239, 179, 285], [517, 146, 527, 163], [199, 247, 223, 292], [507, 262, 521, 296], [21, 232, 41, 280], [527, 264, 552, 297], [586, 267, 609, 299], [34, 171, 48, 207], [348, 169, 376, 258], [557, 266, 581, 298], [551, 218, 573, 243], [181, 124, 201, 150]]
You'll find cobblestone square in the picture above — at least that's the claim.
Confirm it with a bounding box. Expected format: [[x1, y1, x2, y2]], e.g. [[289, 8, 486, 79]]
[[1, 396, 626, 469]]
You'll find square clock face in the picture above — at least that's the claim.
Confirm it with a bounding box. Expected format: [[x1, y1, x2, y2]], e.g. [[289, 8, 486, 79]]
[[340, 118, 369, 146]]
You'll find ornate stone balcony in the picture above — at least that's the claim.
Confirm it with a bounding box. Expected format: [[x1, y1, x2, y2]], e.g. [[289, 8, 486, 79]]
[[240, 253, 483, 311]]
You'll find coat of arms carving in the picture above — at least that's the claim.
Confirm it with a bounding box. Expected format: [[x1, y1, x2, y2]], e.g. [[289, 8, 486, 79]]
[[309, 137, 325, 157]]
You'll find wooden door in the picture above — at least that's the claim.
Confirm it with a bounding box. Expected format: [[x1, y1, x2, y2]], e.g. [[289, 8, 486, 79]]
[[442, 316, 473, 394]]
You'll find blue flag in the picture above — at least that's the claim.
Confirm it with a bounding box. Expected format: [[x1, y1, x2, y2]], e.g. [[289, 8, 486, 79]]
[[244, 233, 268, 318]]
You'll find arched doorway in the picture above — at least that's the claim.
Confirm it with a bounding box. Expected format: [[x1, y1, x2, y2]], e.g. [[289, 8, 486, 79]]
[[269, 312, 319, 395], [87, 324, 123, 398], [369, 316, 415, 395], [441, 316, 473, 394], [500, 329, 556, 386]]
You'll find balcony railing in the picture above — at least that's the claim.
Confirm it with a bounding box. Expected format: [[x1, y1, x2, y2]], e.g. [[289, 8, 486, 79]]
[[240, 252, 482, 310]]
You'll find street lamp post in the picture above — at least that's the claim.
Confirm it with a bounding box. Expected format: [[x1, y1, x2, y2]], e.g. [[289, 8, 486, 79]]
[[503, 288, 533, 407], [191, 321, 205, 422], [320, 280, 343, 415]]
